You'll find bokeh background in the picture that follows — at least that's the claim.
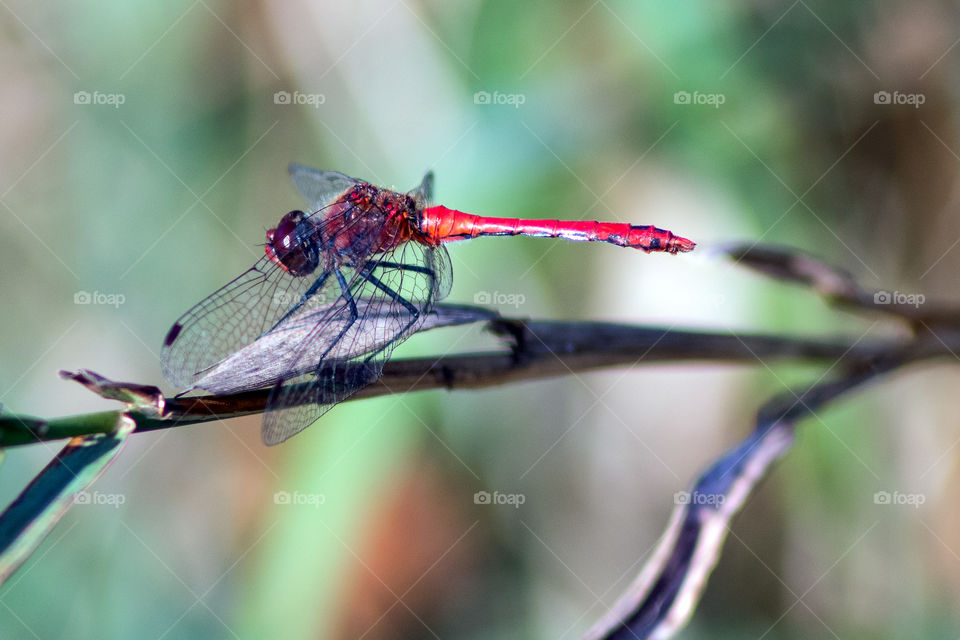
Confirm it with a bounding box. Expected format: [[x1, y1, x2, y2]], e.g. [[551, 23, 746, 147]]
[[1, 1, 959, 638]]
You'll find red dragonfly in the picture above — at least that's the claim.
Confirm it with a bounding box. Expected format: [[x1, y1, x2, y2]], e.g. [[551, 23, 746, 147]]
[[161, 164, 694, 445]]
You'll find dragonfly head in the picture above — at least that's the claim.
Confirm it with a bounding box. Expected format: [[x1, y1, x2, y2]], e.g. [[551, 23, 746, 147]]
[[266, 209, 320, 276]]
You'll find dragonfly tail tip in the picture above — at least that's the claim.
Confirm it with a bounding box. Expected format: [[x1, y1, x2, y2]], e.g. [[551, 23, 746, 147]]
[[670, 235, 696, 254]]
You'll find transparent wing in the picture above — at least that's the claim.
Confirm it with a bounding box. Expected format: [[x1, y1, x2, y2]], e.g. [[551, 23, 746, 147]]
[[161, 198, 377, 391], [160, 255, 342, 391], [261, 240, 452, 445], [409, 171, 434, 207], [288, 164, 359, 209]]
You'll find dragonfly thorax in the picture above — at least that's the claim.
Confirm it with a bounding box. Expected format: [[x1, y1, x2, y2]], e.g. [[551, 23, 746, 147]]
[[326, 186, 422, 261]]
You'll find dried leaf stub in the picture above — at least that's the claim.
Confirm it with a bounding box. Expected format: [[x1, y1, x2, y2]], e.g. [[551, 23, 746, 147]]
[[59, 369, 166, 418]]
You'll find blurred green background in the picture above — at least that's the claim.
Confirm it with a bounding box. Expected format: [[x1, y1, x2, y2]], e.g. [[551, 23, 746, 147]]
[[1, 1, 959, 638]]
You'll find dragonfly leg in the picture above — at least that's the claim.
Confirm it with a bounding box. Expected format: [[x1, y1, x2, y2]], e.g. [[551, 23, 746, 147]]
[[357, 265, 434, 363], [270, 269, 364, 411], [318, 267, 360, 359], [359, 264, 427, 318], [368, 260, 435, 277], [304, 268, 362, 387]]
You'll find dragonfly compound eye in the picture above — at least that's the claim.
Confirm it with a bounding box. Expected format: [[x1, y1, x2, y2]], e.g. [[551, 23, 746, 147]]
[[265, 209, 320, 276]]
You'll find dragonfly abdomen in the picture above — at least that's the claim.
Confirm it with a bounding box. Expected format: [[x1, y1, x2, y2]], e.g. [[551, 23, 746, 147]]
[[420, 206, 695, 254]]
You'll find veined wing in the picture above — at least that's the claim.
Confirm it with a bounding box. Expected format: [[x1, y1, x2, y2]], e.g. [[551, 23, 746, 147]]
[[288, 164, 359, 210], [261, 237, 452, 445], [160, 254, 341, 391]]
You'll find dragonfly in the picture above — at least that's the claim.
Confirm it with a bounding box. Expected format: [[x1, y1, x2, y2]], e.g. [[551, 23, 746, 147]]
[[161, 164, 695, 445]]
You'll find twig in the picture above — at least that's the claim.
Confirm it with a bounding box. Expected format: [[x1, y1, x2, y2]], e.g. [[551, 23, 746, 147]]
[[0, 319, 930, 448]]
